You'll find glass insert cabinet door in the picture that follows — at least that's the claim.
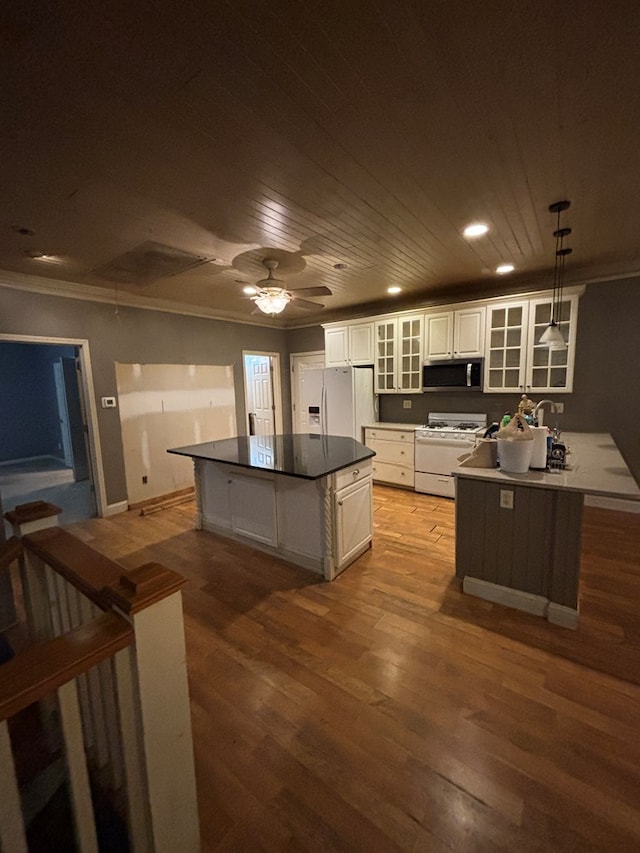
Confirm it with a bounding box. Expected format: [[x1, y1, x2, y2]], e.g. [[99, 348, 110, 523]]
[[527, 295, 577, 392], [374, 314, 423, 393], [397, 315, 423, 392], [375, 319, 396, 392], [485, 301, 529, 391]]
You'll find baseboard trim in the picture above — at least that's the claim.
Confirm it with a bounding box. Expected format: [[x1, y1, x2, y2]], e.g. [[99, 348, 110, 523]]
[[585, 495, 640, 514], [104, 500, 129, 517], [128, 487, 195, 512], [462, 576, 548, 616], [547, 602, 580, 630]]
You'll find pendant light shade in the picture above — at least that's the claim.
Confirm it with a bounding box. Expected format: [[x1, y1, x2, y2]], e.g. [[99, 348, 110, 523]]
[[542, 200, 572, 351]]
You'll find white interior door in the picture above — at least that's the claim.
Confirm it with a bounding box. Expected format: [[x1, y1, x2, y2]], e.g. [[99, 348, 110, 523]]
[[244, 352, 283, 436], [290, 352, 325, 433]]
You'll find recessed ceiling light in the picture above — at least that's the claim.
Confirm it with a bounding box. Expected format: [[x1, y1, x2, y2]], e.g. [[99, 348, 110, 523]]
[[333, 263, 348, 270], [496, 263, 515, 275], [26, 251, 59, 262], [243, 286, 258, 295], [463, 223, 489, 238], [387, 286, 402, 294], [12, 225, 35, 236]]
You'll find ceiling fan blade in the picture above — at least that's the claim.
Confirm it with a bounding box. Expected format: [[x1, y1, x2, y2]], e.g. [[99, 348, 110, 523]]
[[291, 298, 325, 310], [290, 286, 332, 297]]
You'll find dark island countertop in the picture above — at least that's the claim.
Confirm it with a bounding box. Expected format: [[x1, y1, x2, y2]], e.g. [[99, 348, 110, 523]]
[[168, 434, 375, 481]]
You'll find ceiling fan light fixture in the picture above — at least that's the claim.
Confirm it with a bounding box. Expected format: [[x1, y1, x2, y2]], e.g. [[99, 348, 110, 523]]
[[253, 287, 291, 315]]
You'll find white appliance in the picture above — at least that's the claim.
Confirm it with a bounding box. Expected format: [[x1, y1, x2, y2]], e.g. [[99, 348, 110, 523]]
[[414, 412, 487, 498], [303, 366, 377, 441]]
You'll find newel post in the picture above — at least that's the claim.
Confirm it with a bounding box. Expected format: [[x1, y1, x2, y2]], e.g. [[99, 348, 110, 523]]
[[4, 501, 62, 640], [103, 563, 200, 853]]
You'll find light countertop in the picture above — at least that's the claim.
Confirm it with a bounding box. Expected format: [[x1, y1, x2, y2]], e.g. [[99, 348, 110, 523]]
[[454, 432, 640, 501], [363, 423, 423, 431]]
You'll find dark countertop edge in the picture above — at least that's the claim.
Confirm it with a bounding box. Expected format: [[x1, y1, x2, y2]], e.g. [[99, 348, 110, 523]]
[[167, 447, 375, 481]]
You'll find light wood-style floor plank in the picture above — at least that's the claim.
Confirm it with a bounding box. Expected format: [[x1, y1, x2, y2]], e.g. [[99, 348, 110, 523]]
[[66, 486, 640, 851]]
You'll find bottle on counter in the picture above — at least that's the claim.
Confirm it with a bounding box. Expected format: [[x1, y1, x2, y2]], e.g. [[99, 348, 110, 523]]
[[500, 413, 511, 429]]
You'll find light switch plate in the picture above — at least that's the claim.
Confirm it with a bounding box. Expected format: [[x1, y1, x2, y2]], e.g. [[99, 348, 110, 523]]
[[402, 399, 412, 409]]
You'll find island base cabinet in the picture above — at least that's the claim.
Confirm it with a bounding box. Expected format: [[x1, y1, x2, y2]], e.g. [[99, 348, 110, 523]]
[[455, 477, 583, 627], [194, 458, 372, 580], [334, 477, 373, 575]]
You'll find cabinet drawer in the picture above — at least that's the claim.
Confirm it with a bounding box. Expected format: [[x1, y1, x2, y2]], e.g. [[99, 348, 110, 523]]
[[372, 461, 415, 488], [367, 439, 413, 466], [365, 428, 415, 444], [334, 459, 372, 491]]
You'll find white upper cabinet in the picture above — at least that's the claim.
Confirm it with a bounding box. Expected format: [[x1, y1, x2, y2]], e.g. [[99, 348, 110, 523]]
[[525, 295, 579, 393], [485, 300, 530, 392], [374, 313, 423, 393], [425, 306, 485, 360], [324, 321, 374, 366], [485, 295, 578, 393]]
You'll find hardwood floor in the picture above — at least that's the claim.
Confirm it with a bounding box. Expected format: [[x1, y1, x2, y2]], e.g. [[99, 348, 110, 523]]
[[67, 486, 640, 852]]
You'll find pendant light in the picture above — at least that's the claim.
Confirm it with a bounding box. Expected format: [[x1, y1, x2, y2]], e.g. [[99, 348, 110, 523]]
[[540, 200, 572, 350]]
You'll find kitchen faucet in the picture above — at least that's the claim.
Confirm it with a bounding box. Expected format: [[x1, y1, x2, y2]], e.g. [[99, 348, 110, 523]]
[[533, 399, 556, 428]]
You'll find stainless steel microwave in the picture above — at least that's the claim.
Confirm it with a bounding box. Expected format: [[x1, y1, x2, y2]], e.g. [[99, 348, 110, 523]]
[[422, 358, 483, 391]]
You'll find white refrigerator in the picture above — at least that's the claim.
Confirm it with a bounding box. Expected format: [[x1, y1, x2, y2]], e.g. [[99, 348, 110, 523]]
[[303, 366, 377, 441]]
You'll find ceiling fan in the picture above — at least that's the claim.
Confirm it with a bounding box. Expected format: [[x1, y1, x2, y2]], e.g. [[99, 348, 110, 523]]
[[247, 258, 332, 315]]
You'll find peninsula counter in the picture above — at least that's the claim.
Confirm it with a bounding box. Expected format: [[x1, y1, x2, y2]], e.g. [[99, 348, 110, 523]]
[[453, 433, 640, 628], [168, 434, 375, 580]]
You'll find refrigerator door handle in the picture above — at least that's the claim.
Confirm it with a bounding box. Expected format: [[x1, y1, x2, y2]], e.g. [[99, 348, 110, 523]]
[[321, 384, 327, 434]]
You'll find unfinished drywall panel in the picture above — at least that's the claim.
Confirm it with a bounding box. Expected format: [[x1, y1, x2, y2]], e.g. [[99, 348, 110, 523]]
[[116, 363, 236, 504]]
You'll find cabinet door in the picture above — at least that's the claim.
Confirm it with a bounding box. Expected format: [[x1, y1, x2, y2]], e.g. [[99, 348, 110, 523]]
[[229, 472, 277, 546], [324, 326, 349, 366], [349, 322, 374, 364], [425, 312, 453, 360], [484, 301, 529, 392], [526, 295, 578, 393], [334, 478, 372, 569], [374, 319, 397, 392], [397, 314, 423, 392], [198, 461, 232, 528], [454, 306, 485, 357]]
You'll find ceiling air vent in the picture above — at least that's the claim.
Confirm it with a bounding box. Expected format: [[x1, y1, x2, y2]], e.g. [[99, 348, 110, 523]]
[[92, 241, 211, 284]]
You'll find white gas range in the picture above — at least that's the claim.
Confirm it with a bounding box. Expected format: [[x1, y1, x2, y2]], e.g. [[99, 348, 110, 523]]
[[414, 412, 487, 498]]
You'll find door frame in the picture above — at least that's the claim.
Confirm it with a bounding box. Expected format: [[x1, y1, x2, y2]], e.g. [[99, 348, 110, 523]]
[[242, 351, 284, 435], [290, 350, 325, 433], [0, 333, 107, 517]]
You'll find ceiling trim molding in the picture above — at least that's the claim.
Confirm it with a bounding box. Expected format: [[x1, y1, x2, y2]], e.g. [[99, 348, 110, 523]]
[[0, 269, 287, 329]]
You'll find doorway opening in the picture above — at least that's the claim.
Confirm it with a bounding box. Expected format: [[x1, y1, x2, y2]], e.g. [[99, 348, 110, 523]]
[[0, 337, 104, 531], [242, 352, 283, 436]]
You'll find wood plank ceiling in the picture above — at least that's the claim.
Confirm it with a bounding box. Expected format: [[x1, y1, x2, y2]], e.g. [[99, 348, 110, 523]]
[[1, 0, 639, 325]]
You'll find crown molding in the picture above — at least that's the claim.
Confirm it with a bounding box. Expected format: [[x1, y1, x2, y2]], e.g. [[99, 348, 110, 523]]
[[0, 269, 288, 329]]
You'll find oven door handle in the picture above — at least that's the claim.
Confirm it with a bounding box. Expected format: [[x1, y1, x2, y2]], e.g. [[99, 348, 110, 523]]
[[415, 438, 473, 450], [466, 362, 472, 386]]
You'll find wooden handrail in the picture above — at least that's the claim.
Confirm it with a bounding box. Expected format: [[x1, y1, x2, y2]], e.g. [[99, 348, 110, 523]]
[[0, 611, 134, 721], [23, 527, 123, 610], [0, 537, 22, 573]]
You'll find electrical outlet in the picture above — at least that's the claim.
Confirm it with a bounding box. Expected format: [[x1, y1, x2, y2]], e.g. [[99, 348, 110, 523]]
[[555, 402, 564, 414], [101, 396, 117, 409], [500, 489, 514, 509], [402, 399, 412, 409], [142, 475, 148, 484]]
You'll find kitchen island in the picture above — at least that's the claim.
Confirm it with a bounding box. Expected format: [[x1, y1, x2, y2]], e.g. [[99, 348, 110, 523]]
[[453, 432, 640, 628], [168, 434, 375, 580]]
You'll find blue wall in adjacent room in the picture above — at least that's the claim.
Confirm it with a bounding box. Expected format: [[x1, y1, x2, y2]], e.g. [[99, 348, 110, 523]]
[[0, 342, 76, 463]]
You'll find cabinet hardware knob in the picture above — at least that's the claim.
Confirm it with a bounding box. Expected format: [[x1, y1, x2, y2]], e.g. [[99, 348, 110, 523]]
[[353, 469, 359, 476], [338, 500, 343, 506]]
